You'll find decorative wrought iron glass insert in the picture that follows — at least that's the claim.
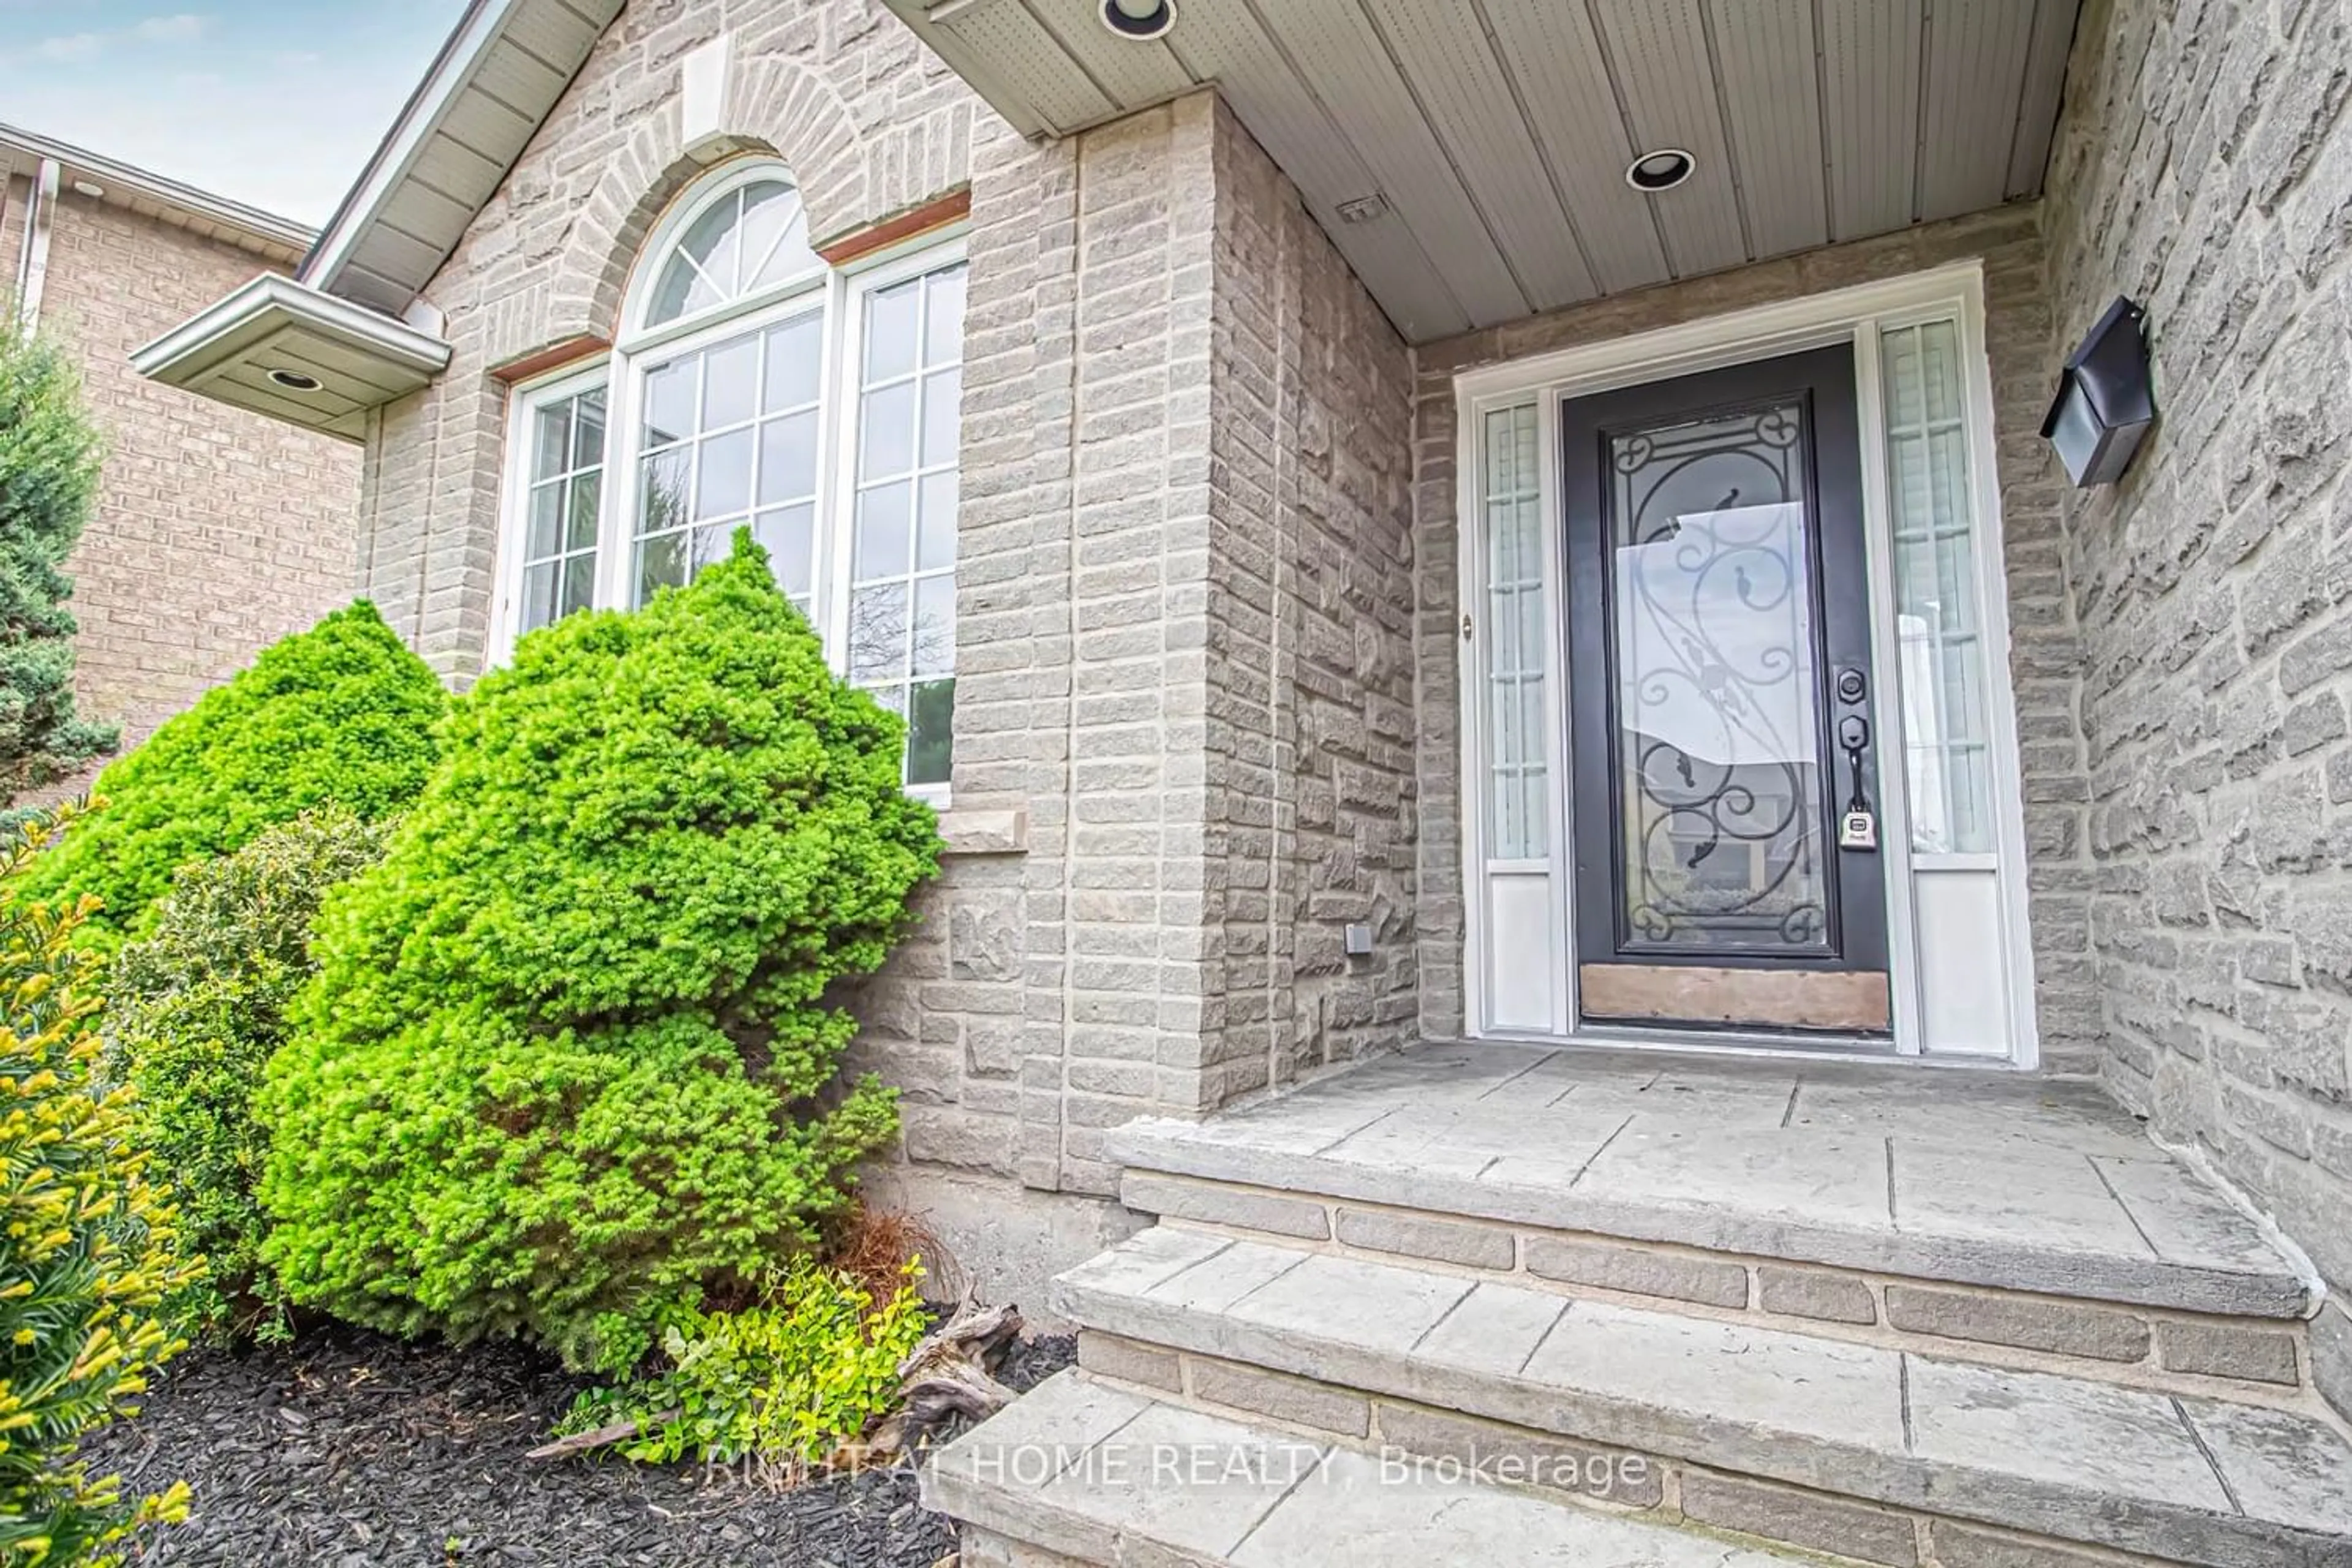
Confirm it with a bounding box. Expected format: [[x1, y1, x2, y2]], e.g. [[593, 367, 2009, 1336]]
[[1484, 404, 1548, 861], [1607, 401, 1831, 952], [1880, 318, 1994, 854]]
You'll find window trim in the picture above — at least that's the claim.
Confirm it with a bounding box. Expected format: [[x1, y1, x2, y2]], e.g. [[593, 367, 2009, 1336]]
[[491, 359, 611, 663], [488, 158, 970, 804], [623, 160, 829, 349]]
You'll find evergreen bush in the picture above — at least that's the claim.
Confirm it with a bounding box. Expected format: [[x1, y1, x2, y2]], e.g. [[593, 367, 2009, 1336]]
[[0, 807, 195, 1566], [108, 810, 391, 1343], [0, 326, 118, 809], [14, 602, 444, 945], [260, 532, 940, 1367]]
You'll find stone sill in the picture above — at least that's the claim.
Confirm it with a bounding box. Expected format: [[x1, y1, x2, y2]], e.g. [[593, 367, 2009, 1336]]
[[940, 807, 1027, 858]]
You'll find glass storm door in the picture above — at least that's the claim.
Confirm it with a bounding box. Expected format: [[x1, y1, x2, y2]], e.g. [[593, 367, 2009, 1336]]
[[1563, 345, 1890, 1034]]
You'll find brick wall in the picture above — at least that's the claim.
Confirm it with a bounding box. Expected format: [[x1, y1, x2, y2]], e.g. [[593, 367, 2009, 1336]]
[[1204, 103, 1419, 1099], [1, 179, 358, 782], [2041, 0, 2352, 1351], [1409, 207, 2097, 1072], [356, 0, 1419, 1308]]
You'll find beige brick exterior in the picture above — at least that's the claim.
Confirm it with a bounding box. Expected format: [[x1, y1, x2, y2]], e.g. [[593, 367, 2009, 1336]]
[[0, 178, 358, 786], [330, 0, 2352, 1349], [355, 1, 1415, 1308]]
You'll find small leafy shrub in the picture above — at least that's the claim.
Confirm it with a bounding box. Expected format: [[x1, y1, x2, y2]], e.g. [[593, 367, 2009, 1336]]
[[0, 807, 195, 1566], [14, 602, 444, 946], [261, 532, 941, 1367], [565, 1258, 929, 1471], [108, 810, 391, 1344]]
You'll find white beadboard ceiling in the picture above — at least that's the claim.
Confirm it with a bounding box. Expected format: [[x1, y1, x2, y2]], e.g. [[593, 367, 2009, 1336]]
[[890, 0, 2080, 344]]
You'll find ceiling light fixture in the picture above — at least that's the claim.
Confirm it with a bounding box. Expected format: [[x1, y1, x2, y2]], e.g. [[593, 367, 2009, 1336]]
[[1624, 148, 1696, 193], [1101, 0, 1175, 40], [72, 180, 105, 199], [268, 368, 324, 392]]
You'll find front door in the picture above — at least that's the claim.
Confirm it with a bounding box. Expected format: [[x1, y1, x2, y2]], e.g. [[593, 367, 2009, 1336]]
[[1563, 345, 1890, 1035]]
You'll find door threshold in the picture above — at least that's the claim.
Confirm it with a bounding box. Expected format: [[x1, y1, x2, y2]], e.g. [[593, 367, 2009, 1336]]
[[1472, 1025, 2025, 1071]]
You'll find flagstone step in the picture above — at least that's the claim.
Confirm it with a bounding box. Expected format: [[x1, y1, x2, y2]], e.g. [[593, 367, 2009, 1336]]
[[1047, 1226, 2352, 1567], [1105, 1044, 2316, 1322], [924, 1370, 1828, 1567], [1115, 1167, 2313, 1400]]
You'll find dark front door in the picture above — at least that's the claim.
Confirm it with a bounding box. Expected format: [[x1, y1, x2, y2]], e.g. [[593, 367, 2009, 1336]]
[[1563, 345, 1890, 1035]]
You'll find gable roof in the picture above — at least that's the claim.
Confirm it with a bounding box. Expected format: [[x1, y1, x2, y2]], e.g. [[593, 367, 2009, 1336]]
[[301, 0, 625, 318]]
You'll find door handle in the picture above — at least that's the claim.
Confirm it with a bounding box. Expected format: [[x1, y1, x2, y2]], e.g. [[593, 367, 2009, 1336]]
[[1838, 715, 1878, 852]]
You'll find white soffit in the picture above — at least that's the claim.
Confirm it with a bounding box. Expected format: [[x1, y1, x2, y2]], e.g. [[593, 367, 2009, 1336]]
[[132, 277, 454, 442], [0, 122, 311, 262], [303, 0, 625, 318], [886, 0, 2083, 344]]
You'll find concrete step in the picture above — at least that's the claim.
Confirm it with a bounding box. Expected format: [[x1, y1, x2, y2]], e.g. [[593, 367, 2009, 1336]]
[[1049, 1225, 2352, 1567], [925, 1368, 1828, 1567], [1115, 1166, 2315, 1401], [1106, 1044, 2315, 1324]]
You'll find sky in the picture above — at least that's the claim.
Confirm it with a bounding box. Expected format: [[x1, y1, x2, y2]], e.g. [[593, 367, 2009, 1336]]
[[0, 1, 472, 226]]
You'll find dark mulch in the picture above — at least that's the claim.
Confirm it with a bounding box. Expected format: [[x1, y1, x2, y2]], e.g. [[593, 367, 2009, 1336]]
[[86, 1321, 1077, 1568]]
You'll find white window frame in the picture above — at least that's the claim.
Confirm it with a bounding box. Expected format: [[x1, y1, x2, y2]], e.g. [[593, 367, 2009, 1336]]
[[1452, 260, 2039, 1069], [488, 157, 970, 804]]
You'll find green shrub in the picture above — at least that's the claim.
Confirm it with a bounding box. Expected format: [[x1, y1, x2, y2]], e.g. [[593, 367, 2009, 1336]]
[[0, 326, 118, 810], [565, 1258, 929, 1469], [0, 807, 195, 1566], [260, 532, 940, 1367], [14, 602, 444, 946], [108, 810, 391, 1344]]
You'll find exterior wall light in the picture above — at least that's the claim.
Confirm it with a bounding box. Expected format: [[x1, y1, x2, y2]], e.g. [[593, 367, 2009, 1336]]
[[2041, 296, 2155, 487], [1102, 0, 1175, 40]]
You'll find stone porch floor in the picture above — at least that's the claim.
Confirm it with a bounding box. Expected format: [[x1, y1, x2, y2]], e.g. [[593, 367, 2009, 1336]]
[[1107, 1041, 2315, 1317]]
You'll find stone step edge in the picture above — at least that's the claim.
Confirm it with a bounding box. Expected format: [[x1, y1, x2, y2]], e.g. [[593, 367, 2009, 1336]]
[[1065, 1343, 2184, 1568], [1103, 1121, 2314, 1321], [1119, 1167, 2314, 1401], [922, 1369, 1838, 1568], [1050, 1235, 2352, 1568]]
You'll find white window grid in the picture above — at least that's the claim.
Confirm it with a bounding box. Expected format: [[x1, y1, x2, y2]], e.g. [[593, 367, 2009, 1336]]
[[1880, 316, 1992, 854], [489, 159, 968, 799], [1483, 402, 1548, 861]]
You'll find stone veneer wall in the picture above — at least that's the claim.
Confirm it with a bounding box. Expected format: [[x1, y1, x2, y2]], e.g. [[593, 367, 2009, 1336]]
[[354, 0, 1415, 1308], [0, 179, 359, 788], [2039, 0, 2352, 1400], [1409, 206, 2100, 1074]]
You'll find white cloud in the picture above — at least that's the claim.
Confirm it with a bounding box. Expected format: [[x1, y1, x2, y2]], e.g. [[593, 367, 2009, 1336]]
[[32, 32, 107, 62], [32, 12, 208, 63], [132, 12, 209, 43]]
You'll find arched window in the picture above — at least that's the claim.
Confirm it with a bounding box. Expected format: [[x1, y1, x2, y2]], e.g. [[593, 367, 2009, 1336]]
[[641, 176, 823, 329], [496, 159, 967, 793]]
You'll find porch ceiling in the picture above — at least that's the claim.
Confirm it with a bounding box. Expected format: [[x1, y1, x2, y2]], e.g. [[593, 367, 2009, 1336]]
[[888, 0, 2079, 344]]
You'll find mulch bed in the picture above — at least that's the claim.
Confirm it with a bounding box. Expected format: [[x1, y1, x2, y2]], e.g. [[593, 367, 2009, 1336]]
[[87, 1321, 1076, 1567]]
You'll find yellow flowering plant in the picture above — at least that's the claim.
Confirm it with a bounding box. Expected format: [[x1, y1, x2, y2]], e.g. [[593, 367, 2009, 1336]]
[[0, 806, 196, 1564]]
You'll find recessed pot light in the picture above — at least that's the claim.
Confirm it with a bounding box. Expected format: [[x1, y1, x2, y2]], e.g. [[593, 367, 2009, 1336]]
[[1101, 0, 1175, 40], [268, 368, 323, 392], [1625, 148, 1696, 193]]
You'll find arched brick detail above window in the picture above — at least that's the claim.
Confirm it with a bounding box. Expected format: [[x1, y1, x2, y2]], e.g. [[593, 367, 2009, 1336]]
[[546, 42, 974, 344], [549, 55, 863, 340]]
